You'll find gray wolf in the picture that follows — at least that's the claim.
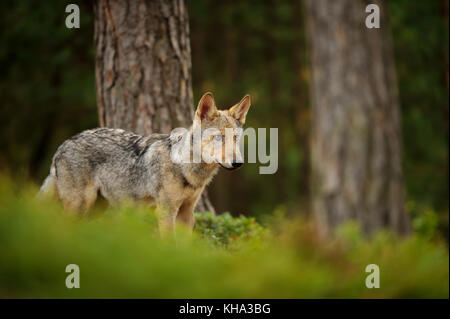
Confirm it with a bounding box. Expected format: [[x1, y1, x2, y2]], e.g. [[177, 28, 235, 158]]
[[39, 92, 251, 236]]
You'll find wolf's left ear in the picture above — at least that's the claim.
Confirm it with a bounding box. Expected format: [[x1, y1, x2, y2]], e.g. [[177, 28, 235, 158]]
[[229, 95, 251, 125], [195, 92, 218, 122]]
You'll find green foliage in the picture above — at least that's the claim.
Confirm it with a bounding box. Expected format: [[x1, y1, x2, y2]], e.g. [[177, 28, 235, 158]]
[[407, 200, 441, 240], [194, 212, 268, 248], [0, 177, 448, 298]]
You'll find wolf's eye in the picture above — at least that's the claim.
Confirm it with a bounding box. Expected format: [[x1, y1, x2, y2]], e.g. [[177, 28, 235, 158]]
[[214, 134, 223, 141]]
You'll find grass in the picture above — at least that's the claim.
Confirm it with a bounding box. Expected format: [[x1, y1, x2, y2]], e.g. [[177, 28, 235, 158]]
[[0, 176, 448, 298]]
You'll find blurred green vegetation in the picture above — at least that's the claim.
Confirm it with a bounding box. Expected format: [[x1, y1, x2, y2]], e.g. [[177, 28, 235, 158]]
[[194, 212, 268, 248], [0, 177, 447, 298], [0, 1, 447, 238]]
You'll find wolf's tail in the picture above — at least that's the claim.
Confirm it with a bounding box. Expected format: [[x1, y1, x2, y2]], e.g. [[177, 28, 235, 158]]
[[38, 165, 57, 198]]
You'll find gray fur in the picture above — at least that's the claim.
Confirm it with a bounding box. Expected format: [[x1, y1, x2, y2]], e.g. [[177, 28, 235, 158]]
[[40, 93, 251, 236]]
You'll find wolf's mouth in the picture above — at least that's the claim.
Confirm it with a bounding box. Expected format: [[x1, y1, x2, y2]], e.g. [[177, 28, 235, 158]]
[[215, 160, 237, 170]]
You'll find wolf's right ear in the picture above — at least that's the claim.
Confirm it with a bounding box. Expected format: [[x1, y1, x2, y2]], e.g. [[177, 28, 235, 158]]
[[195, 92, 217, 122], [229, 94, 251, 125]]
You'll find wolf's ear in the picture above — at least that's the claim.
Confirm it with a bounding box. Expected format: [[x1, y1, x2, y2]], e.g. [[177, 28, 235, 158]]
[[195, 92, 217, 121], [229, 94, 251, 125]]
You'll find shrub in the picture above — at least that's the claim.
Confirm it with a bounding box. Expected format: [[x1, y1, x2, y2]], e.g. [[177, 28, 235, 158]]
[[194, 212, 268, 248]]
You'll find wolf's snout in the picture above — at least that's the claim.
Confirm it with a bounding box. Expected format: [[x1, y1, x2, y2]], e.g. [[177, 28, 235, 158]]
[[232, 161, 243, 168]]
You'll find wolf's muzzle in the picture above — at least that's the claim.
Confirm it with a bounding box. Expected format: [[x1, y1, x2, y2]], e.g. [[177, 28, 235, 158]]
[[231, 161, 243, 169], [216, 160, 243, 170]]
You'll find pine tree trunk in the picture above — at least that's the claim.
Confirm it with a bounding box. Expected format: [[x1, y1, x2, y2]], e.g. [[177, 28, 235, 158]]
[[305, 0, 410, 236], [93, 0, 215, 213]]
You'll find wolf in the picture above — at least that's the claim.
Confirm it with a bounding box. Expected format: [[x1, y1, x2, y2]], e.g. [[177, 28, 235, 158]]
[[39, 92, 251, 236]]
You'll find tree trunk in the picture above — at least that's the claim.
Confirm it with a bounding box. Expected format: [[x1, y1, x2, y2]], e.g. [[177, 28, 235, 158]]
[[93, 0, 215, 213], [305, 0, 410, 236]]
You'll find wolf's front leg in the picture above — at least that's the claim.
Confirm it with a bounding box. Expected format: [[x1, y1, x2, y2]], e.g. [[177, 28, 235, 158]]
[[177, 188, 203, 233], [177, 200, 197, 233], [155, 203, 178, 238]]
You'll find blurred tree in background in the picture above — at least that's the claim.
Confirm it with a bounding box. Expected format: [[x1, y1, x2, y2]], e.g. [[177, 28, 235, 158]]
[[0, 1, 448, 237], [305, 0, 409, 236]]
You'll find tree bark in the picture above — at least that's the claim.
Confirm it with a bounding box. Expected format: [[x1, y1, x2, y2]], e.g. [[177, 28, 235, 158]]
[[305, 0, 410, 236], [93, 0, 215, 213]]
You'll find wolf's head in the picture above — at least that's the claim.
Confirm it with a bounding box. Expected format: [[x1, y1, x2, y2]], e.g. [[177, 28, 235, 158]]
[[192, 92, 251, 170]]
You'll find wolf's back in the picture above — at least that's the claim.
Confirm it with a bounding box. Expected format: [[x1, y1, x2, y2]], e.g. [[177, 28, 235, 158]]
[[39, 128, 170, 196], [53, 128, 168, 162]]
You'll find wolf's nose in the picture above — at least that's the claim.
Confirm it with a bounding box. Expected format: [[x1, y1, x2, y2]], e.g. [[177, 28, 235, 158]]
[[232, 161, 243, 168]]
